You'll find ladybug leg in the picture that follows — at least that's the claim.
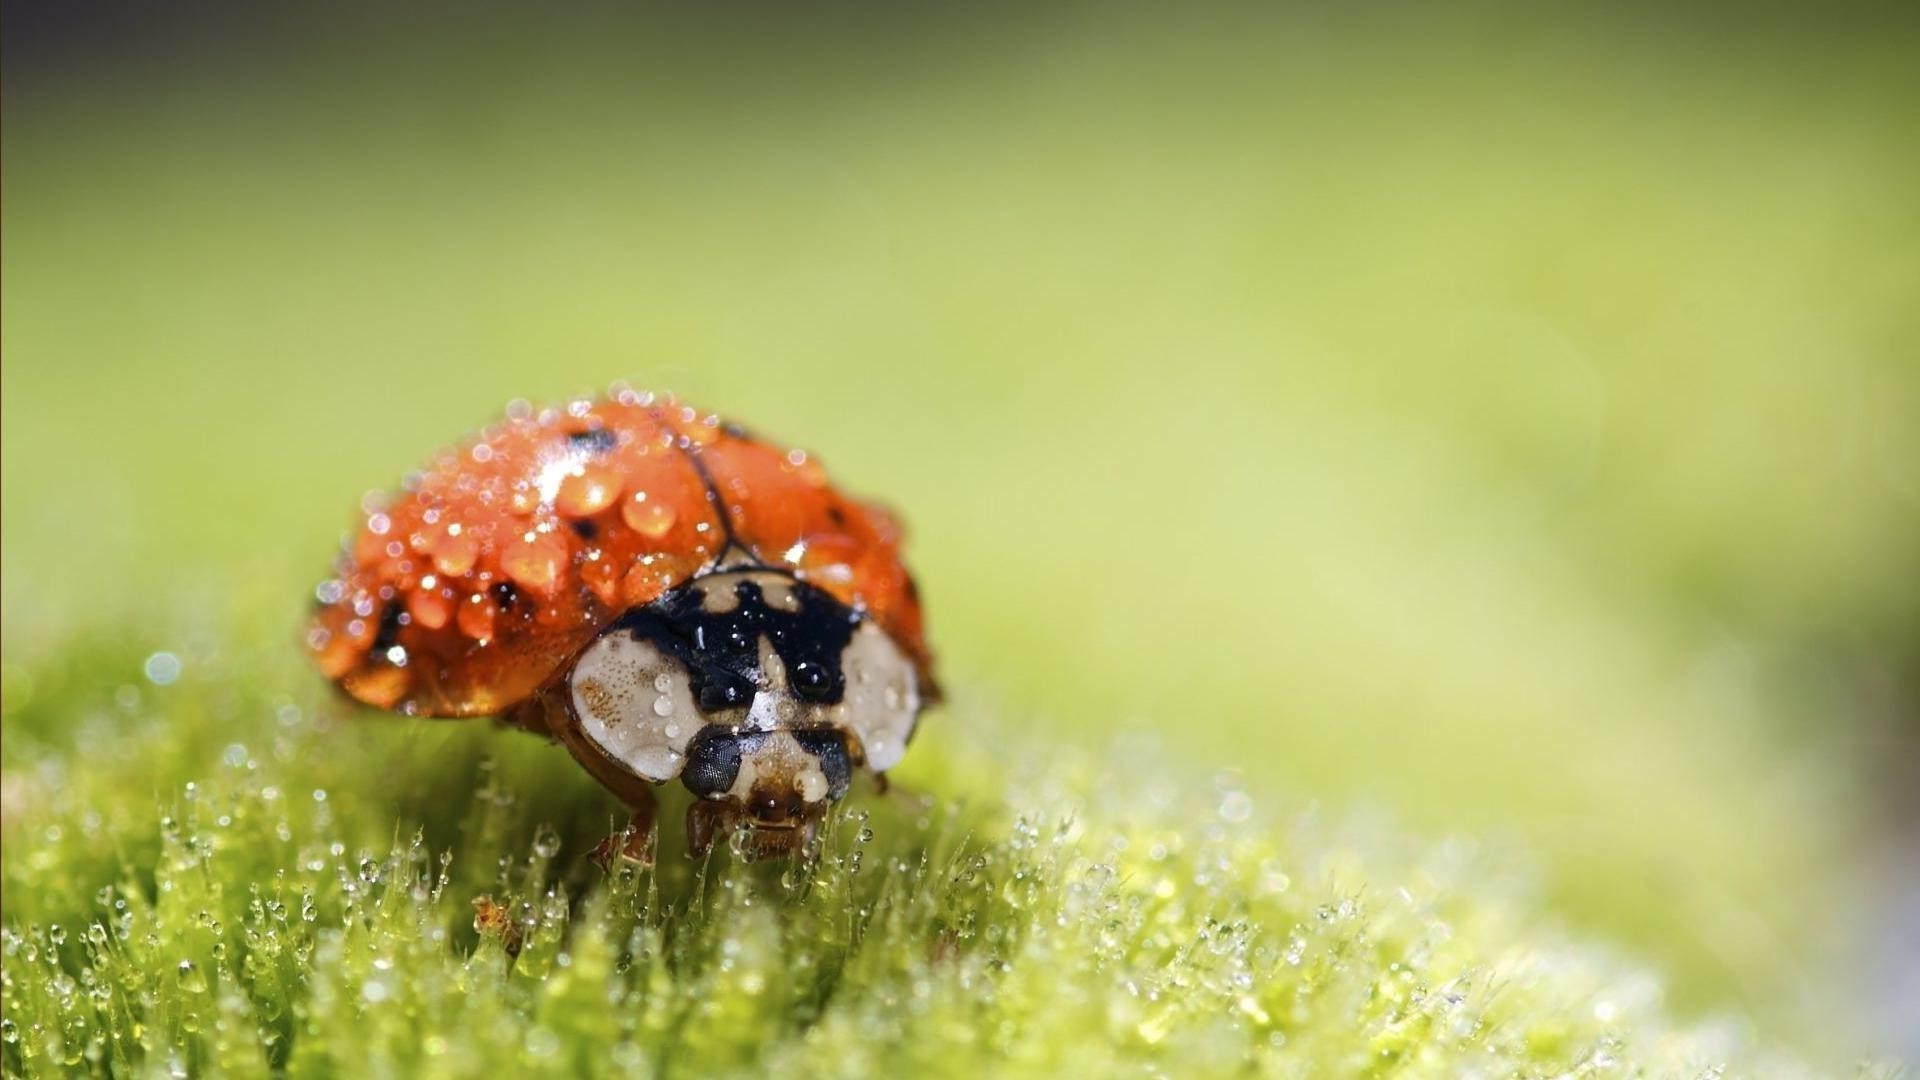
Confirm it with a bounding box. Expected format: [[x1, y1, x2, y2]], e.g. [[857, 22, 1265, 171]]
[[590, 787, 658, 869], [870, 772, 935, 813], [686, 799, 740, 860]]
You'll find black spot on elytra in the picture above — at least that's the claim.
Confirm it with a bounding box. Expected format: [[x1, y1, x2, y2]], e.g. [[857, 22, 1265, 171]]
[[612, 574, 859, 714], [826, 506, 847, 527], [370, 603, 405, 654], [491, 581, 520, 610], [568, 428, 618, 454]]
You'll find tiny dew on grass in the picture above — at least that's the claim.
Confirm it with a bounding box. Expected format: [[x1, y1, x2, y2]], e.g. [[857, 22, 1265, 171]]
[[0, 627, 1878, 1078]]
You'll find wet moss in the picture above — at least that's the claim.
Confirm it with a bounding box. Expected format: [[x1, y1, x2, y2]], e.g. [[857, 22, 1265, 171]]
[[0, 627, 1880, 1077]]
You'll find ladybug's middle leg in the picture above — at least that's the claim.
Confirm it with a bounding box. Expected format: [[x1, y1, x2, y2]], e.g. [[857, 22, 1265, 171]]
[[590, 785, 658, 869], [870, 771, 935, 814]]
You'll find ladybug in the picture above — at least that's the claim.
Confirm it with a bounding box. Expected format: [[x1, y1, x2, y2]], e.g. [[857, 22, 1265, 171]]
[[307, 389, 935, 860]]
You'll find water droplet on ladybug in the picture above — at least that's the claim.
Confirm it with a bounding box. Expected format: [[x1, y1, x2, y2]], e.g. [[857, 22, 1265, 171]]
[[502, 534, 568, 596], [557, 465, 622, 518], [793, 661, 831, 698], [623, 496, 676, 539]]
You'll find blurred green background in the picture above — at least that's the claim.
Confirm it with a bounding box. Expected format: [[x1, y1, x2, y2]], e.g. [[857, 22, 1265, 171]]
[[5, 0, 1917, 1049]]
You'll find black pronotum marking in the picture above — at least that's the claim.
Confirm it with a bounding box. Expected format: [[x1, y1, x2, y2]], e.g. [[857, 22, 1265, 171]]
[[612, 575, 859, 714]]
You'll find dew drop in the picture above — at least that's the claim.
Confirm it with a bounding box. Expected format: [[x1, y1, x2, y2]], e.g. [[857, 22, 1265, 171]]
[[143, 652, 182, 686], [532, 827, 562, 859], [623, 498, 676, 540]]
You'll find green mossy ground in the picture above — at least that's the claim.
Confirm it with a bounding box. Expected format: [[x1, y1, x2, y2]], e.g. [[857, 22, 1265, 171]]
[[5, 5, 1917, 1075], [0, 627, 1875, 1078]]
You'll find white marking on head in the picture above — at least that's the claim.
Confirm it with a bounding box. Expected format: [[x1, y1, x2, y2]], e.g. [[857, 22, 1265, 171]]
[[836, 622, 921, 772], [726, 730, 832, 805], [568, 632, 697, 781], [794, 757, 830, 803]]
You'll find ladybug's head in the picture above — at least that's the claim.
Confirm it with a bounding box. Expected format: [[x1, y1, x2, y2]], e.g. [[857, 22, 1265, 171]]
[[558, 565, 922, 855], [680, 724, 854, 827]]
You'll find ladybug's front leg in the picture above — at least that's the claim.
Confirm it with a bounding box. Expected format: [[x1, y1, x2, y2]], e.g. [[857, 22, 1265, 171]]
[[686, 798, 741, 860], [870, 771, 935, 815], [590, 785, 658, 868]]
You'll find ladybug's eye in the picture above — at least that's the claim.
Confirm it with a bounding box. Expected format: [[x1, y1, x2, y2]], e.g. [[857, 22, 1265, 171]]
[[566, 629, 699, 783], [681, 727, 743, 799]]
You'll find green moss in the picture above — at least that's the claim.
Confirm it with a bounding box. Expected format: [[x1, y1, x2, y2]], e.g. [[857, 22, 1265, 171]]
[[8, 4, 1917, 1023], [0, 629, 1877, 1077]]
